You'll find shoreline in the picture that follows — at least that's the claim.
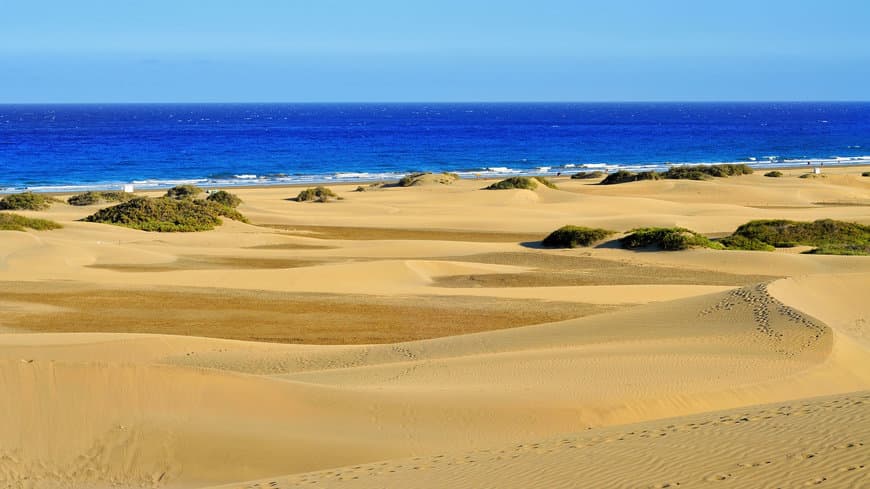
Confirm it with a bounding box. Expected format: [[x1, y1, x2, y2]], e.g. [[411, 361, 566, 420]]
[[4, 161, 870, 195]]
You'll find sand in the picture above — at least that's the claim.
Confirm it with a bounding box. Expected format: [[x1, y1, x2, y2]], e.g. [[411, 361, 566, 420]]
[[0, 166, 868, 488]]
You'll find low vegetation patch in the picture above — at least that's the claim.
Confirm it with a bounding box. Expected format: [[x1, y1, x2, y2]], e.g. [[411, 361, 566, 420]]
[[486, 176, 558, 190], [600, 170, 661, 185], [67, 191, 134, 206], [601, 164, 753, 185], [165, 184, 204, 200], [206, 190, 242, 208], [0, 192, 55, 211], [862, 171, 870, 177], [764, 170, 784, 178], [570, 171, 605, 180], [662, 164, 753, 180], [296, 186, 341, 202], [486, 176, 538, 190], [720, 219, 870, 255], [621, 227, 724, 251], [83, 197, 248, 232], [542, 226, 615, 248], [533, 176, 558, 189], [397, 172, 460, 187], [0, 212, 63, 231], [799, 173, 825, 179]]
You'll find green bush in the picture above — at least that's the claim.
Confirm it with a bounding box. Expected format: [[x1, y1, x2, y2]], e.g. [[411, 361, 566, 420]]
[[720, 219, 870, 255], [165, 184, 204, 200], [621, 227, 724, 251], [716, 234, 776, 251], [486, 176, 539, 190], [862, 172, 870, 177], [206, 190, 242, 208], [67, 191, 134, 206], [636, 171, 662, 181], [600, 170, 642, 185], [764, 171, 784, 178], [570, 171, 605, 180], [0, 192, 54, 211], [296, 186, 340, 202], [600, 164, 753, 185], [83, 197, 248, 232], [664, 164, 753, 179], [542, 226, 614, 248], [0, 213, 63, 231]]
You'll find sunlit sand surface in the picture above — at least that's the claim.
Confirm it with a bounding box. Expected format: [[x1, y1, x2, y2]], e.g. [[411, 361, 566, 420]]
[[1, 166, 868, 488]]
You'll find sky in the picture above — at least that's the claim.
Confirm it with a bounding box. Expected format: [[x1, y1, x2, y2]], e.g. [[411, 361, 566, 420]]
[[1, 0, 868, 103]]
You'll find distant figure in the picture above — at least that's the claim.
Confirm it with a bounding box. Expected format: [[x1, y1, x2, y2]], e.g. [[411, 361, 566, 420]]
[[556, 172, 562, 177]]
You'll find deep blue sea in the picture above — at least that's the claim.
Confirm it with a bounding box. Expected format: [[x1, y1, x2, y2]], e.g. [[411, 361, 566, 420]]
[[1, 103, 868, 192]]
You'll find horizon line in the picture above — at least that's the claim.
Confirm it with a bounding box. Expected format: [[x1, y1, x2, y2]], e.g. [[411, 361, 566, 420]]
[[2, 100, 870, 106]]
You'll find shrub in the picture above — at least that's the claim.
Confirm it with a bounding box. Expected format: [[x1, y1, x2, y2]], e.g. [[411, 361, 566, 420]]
[[664, 164, 753, 179], [485, 176, 539, 190], [0, 212, 62, 231], [67, 191, 134, 206], [764, 171, 784, 178], [206, 190, 242, 208], [720, 219, 870, 255], [542, 226, 614, 248], [717, 234, 776, 251], [165, 184, 204, 200], [600, 170, 661, 184], [661, 164, 753, 180], [862, 172, 870, 177], [83, 197, 248, 232], [296, 186, 340, 202], [0, 192, 54, 211], [600, 164, 753, 185], [621, 227, 724, 251], [601, 170, 642, 185], [570, 171, 605, 180], [636, 171, 662, 181]]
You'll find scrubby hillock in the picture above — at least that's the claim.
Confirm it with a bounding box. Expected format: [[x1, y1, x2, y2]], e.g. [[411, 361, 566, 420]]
[[0, 192, 56, 211], [296, 186, 341, 202], [721, 219, 870, 255], [486, 176, 558, 190], [397, 172, 460, 187], [83, 197, 248, 232], [206, 190, 243, 208], [67, 191, 134, 206], [621, 227, 724, 251], [0, 213, 62, 231], [542, 226, 614, 248]]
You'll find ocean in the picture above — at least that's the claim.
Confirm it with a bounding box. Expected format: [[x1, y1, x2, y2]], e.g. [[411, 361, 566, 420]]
[[1, 102, 868, 192]]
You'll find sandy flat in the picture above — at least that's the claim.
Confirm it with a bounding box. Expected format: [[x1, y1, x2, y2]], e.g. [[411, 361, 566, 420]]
[[0, 168, 868, 488]]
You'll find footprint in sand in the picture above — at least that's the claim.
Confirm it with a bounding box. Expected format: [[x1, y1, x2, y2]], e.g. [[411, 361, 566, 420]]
[[704, 473, 732, 482]]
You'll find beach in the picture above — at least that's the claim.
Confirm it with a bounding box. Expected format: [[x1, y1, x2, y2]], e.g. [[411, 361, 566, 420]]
[[1, 165, 869, 488]]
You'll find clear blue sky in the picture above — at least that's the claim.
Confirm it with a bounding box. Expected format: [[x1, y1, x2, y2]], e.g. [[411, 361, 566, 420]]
[[1, 0, 868, 103]]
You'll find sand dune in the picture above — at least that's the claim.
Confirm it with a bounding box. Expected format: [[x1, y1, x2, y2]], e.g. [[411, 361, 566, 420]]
[[1, 171, 868, 488], [210, 390, 870, 489]]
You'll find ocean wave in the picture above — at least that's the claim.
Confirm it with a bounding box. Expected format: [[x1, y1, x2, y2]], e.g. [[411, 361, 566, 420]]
[[4, 156, 870, 194]]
